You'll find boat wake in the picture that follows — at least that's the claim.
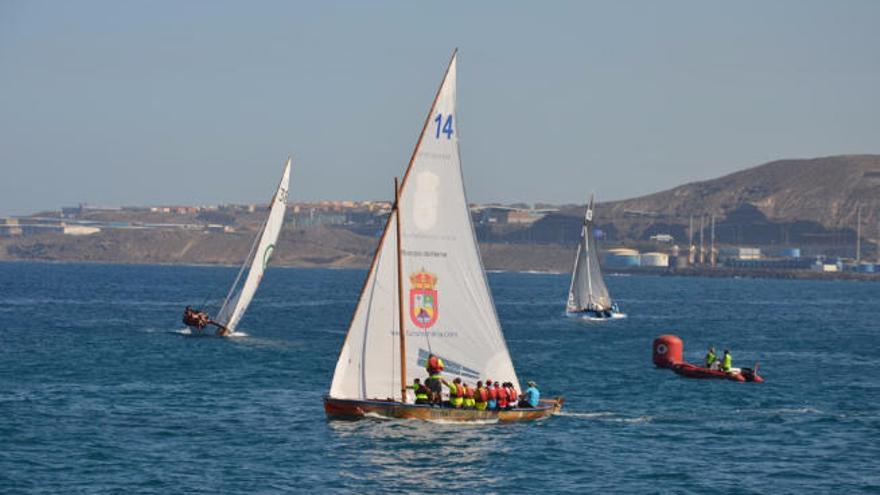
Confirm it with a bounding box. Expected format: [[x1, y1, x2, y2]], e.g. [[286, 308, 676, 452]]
[[361, 412, 501, 425], [425, 418, 500, 425], [556, 411, 652, 423], [363, 412, 395, 421], [170, 327, 248, 338], [555, 411, 616, 419]]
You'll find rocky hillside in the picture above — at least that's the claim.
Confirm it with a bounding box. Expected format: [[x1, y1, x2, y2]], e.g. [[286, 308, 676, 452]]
[[0, 226, 577, 272], [601, 154, 880, 230]]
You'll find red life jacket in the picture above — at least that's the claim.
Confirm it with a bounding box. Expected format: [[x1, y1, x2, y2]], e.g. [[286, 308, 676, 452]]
[[477, 387, 488, 402], [455, 383, 464, 397], [464, 385, 474, 399], [427, 356, 440, 373], [507, 387, 518, 402], [497, 387, 508, 406], [488, 387, 498, 401]]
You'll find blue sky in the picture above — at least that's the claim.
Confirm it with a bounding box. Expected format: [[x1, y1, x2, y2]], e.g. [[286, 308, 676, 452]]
[[1, 1, 878, 215]]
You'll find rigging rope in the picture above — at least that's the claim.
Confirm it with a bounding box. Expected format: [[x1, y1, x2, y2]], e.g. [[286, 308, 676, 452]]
[[214, 215, 268, 321]]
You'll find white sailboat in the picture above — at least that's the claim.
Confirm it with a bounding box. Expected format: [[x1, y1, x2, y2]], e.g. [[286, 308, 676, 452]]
[[182, 157, 291, 337], [323, 50, 561, 422], [565, 195, 625, 321]]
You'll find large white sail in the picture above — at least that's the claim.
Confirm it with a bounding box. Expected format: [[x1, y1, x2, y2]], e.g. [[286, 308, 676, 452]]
[[566, 195, 612, 312], [329, 52, 519, 401], [215, 158, 291, 332]]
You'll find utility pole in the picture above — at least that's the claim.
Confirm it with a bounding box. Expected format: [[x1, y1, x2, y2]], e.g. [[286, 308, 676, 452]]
[[856, 204, 862, 263], [699, 215, 705, 265], [688, 214, 695, 265], [710, 214, 716, 267]]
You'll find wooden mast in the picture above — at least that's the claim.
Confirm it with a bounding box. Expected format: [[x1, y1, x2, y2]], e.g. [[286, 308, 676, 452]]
[[394, 177, 408, 403]]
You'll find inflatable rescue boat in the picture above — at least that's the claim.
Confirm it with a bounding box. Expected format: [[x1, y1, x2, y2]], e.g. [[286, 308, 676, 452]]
[[653, 335, 764, 383]]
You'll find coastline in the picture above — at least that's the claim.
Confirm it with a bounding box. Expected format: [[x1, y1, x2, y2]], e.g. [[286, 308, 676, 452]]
[[2, 257, 876, 283]]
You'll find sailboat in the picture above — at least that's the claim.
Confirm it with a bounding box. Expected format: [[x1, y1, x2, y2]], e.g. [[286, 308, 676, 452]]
[[182, 157, 291, 337], [565, 195, 626, 321], [323, 51, 562, 422]]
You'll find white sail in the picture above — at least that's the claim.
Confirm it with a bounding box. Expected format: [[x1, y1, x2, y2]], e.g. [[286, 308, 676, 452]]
[[566, 195, 612, 312], [215, 158, 291, 332], [330, 52, 519, 401]]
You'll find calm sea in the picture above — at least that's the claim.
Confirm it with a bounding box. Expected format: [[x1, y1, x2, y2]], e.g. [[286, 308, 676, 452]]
[[1, 262, 877, 493]]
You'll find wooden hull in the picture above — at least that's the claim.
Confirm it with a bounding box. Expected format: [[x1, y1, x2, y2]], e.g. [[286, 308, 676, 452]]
[[323, 396, 564, 423]]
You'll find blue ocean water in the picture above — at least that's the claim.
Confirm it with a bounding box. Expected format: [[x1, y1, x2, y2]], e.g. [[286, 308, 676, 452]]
[[0, 262, 878, 493]]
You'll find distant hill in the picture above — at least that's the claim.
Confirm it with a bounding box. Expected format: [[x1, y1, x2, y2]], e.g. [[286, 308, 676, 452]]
[[601, 154, 880, 229], [494, 155, 879, 251]]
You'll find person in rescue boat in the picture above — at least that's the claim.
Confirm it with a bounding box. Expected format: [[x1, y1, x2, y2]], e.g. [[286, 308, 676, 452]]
[[721, 349, 733, 372], [486, 379, 498, 410], [519, 381, 540, 408], [705, 346, 718, 369], [412, 378, 430, 405], [474, 381, 489, 411], [425, 353, 445, 405], [443, 377, 465, 408]]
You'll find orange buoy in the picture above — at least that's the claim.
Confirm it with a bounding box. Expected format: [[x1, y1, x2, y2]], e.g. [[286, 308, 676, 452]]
[[653, 335, 683, 368]]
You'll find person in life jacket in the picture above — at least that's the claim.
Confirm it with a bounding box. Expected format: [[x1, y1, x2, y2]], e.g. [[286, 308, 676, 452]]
[[444, 377, 465, 408], [495, 382, 508, 410], [505, 382, 519, 409], [183, 306, 209, 330], [412, 378, 430, 405], [722, 349, 733, 372], [425, 354, 445, 405], [462, 382, 475, 409], [486, 380, 498, 410], [474, 381, 488, 411], [705, 346, 718, 369]]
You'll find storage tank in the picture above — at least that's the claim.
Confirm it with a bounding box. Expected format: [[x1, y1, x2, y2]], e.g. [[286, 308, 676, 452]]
[[604, 248, 641, 268], [675, 255, 689, 269], [857, 263, 875, 273], [779, 247, 801, 258], [640, 252, 669, 267]]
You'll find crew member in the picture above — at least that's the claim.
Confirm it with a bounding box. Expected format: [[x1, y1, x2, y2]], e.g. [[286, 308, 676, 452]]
[[705, 346, 717, 369], [722, 349, 733, 372], [486, 379, 497, 410], [520, 381, 540, 408], [474, 381, 488, 411], [505, 382, 519, 409], [412, 378, 430, 405], [425, 353, 445, 405], [495, 382, 508, 410], [444, 377, 464, 408], [463, 382, 475, 409]]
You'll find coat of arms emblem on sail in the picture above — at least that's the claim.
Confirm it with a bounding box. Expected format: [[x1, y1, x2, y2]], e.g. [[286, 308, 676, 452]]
[[409, 270, 439, 329]]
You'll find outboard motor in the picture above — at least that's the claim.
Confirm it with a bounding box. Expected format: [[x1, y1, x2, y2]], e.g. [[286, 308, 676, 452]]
[[653, 335, 683, 368]]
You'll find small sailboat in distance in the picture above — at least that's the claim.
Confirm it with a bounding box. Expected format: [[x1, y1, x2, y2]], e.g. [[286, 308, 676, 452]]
[[565, 194, 626, 321], [182, 157, 291, 337], [323, 50, 562, 422]]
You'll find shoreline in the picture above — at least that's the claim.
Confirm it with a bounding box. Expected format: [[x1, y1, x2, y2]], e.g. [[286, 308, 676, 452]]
[[2, 258, 877, 282]]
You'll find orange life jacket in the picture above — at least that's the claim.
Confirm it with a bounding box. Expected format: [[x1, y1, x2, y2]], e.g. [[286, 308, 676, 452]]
[[488, 387, 498, 400], [477, 387, 488, 402], [427, 356, 445, 375], [507, 387, 518, 402], [464, 385, 474, 398], [454, 383, 464, 397], [497, 387, 508, 406]]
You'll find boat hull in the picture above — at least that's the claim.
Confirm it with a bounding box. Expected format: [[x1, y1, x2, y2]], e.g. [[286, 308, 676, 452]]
[[672, 363, 763, 383], [323, 396, 564, 423], [566, 310, 627, 321]]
